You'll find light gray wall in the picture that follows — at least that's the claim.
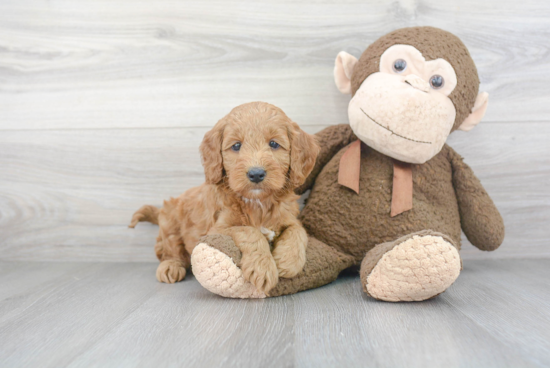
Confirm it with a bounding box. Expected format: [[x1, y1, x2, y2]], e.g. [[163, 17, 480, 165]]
[[1, 0, 548, 262]]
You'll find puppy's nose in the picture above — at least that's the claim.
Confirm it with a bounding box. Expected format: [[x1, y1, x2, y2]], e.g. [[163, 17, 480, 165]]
[[247, 167, 266, 183]]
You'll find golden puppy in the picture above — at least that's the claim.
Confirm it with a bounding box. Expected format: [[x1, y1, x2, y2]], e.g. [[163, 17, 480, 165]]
[[129, 102, 319, 294]]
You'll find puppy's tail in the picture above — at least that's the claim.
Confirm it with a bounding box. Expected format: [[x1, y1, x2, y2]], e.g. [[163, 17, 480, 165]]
[[129, 205, 160, 228]]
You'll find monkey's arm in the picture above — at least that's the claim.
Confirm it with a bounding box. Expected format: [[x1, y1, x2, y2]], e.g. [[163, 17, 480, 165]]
[[448, 146, 505, 251], [296, 124, 355, 194]]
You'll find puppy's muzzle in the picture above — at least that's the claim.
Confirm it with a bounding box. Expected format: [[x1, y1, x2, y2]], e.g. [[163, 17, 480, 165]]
[[247, 167, 266, 183]]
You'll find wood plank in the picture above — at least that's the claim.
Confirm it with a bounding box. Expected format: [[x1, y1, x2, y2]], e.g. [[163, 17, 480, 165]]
[[66, 278, 294, 368], [442, 259, 550, 366], [0, 0, 549, 130], [0, 262, 161, 368], [0, 262, 294, 368], [0, 260, 548, 367], [1, 122, 548, 261], [292, 271, 543, 367]]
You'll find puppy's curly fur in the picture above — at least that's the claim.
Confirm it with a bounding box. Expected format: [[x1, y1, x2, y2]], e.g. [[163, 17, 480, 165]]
[[130, 102, 319, 294]]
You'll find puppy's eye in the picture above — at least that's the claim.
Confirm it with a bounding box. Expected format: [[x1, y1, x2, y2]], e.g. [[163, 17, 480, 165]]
[[392, 59, 407, 73], [231, 142, 241, 152], [430, 75, 444, 89], [269, 140, 280, 149]]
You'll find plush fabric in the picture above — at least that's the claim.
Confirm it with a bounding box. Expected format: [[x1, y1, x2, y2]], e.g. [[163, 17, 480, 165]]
[[337, 139, 361, 193], [359, 230, 461, 301], [379, 45, 458, 97], [194, 234, 356, 298], [199, 234, 242, 265], [361, 232, 461, 302], [334, 51, 358, 94], [390, 160, 413, 216], [192, 242, 266, 299], [299, 124, 465, 262], [350, 26, 479, 131], [349, 72, 457, 163], [359, 230, 459, 281]]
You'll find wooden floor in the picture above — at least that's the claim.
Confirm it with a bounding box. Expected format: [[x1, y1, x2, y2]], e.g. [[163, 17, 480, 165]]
[[0, 259, 548, 368]]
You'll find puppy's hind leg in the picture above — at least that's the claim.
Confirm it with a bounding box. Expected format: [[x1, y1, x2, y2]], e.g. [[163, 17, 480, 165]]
[[154, 200, 190, 284], [155, 234, 190, 284]]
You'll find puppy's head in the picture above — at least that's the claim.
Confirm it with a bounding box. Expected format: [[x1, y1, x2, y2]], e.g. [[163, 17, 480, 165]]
[[200, 102, 319, 199]]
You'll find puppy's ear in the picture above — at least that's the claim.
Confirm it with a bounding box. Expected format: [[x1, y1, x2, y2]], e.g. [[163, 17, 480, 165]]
[[200, 121, 224, 184], [288, 122, 320, 188]]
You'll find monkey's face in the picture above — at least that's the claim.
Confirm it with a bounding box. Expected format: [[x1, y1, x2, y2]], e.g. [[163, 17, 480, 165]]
[[348, 45, 458, 164], [335, 27, 488, 164]]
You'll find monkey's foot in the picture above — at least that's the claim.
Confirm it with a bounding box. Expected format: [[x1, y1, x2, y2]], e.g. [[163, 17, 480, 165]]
[[191, 234, 266, 299], [360, 230, 461, 302]]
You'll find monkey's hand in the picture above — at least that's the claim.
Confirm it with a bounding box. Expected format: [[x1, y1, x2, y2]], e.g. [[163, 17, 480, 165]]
[[449, 148, 505, 251]]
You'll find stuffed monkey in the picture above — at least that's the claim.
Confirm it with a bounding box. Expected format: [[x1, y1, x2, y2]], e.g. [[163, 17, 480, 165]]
[[191, 27, 505, 301]]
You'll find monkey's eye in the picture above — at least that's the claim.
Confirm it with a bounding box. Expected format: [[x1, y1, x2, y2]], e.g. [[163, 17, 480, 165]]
[[430, 75, 445, 89], [231, 142, 242, 152], [392, 59, 407, 73], [269, 140, 280, 149]]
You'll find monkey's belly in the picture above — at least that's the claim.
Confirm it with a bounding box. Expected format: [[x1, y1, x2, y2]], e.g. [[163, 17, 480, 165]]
[[299, 144, 462, 263]]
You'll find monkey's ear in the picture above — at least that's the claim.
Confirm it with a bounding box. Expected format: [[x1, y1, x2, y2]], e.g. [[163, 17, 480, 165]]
[[334, 51, 358, 95], [458, 92, 489, 132]]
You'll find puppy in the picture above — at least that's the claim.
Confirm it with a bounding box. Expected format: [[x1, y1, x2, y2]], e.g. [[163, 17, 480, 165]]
[[129, 102, 319, 294]]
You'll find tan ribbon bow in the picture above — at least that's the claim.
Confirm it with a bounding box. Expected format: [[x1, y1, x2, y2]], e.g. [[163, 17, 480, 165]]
[[338, 140, 413, 217]]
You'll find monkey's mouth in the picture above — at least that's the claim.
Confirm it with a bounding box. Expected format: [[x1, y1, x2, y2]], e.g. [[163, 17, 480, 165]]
[[360, 108, 432, 145]]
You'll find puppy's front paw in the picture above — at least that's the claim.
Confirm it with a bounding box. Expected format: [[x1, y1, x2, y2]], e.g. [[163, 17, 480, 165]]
[[272, 239, 306, 279], [156, 260, 186, 283], [240, 252, 278, 294]]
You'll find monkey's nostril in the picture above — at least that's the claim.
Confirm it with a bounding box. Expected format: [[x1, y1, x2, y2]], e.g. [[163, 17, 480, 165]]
[[404, 75, 429, 93], [247, 167, 266, 183]]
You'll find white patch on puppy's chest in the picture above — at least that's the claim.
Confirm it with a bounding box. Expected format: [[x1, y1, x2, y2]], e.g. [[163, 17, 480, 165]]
[[241, 196, 263, 208]]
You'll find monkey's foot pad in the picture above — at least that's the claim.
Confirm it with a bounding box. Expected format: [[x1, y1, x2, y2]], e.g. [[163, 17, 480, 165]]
[[191, 243, 266, 299], [364, 235, 461, 302]]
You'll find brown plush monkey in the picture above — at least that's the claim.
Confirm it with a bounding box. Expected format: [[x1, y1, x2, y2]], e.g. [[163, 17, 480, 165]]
[[191, 27, 505, 301]]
